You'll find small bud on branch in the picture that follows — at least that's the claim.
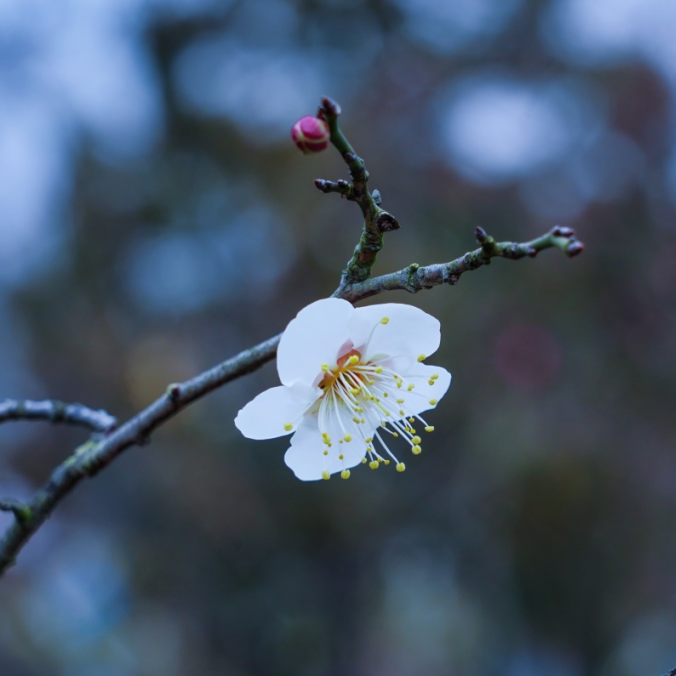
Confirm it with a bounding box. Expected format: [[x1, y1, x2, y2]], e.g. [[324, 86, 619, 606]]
[[291, 116, 330, 154]]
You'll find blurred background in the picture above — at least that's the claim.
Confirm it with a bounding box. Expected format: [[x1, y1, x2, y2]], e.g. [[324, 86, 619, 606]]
[[1, 0, 676, 674]]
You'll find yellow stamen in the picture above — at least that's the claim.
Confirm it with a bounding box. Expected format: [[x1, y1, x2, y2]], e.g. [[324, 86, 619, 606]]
[[322, 470, 331, 480], [344, 434, 352, 442], [380, 317, 389, 325], [412, 445, 422, 455], [369, 460, 379, 470], [429, 399, 438, 405], [283, 423, 293, 431], [396, 462, 406, 472], [341, 469, 351, 479], [411, 436, 421, 445], [417, 354, 426, 362], [425, 426, 434, 433]]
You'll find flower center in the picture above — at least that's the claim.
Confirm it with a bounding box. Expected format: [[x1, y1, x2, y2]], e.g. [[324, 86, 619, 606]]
[[315, 334, 437, 480]]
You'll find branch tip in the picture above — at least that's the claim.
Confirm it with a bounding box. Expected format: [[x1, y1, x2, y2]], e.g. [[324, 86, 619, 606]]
[[566, 241, 585, 257], [320, 96, 341, 119]]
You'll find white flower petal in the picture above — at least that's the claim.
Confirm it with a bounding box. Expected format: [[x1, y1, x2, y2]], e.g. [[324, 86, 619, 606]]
[[284, 416, 366, 481], [395, 363, 452, 417], [349, 303, 441, 363], [277, 298, 354, 386], [235, 383, 317, 440]]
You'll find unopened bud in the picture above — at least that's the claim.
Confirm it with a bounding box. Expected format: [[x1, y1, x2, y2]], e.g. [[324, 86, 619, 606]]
[[291, 116, 330, 155]]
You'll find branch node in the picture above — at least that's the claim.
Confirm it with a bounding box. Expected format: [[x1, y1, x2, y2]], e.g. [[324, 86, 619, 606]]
[[527, 247, 538, 258], [167, 384, 182, 402], [475, 226, 488, 243], [0, 499, 32, 524], [374, 211, 400, 233], [371, 189, 382, 206]]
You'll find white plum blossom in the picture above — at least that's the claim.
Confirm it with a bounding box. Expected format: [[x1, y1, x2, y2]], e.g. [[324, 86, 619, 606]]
[[235, 298, 452, 481]]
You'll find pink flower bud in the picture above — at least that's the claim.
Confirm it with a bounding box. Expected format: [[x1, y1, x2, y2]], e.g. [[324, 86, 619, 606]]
[[291, 116, 330, 154]]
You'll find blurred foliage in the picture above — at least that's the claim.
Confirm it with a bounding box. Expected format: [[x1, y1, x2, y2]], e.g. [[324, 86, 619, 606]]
[[2, 0, 676, 675]]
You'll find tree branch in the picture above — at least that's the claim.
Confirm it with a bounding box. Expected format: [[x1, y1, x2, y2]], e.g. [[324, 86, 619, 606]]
[[0, 335, 281, 574], [0, 97, 585, 577], [316, 97, 400, 294], [338, 225, 584, 303], [0, 399, 117, 433]]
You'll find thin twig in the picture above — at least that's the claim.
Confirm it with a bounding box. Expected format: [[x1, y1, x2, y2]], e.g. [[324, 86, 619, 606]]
[[316, 97, 400, 293], [0, 399, 117, 433], [339, 226, 584, 303]]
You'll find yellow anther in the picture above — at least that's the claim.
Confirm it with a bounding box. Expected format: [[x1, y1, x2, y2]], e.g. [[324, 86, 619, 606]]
[[283, 423, 293, 431], [380, 317, 389, 325], [375, 366, 383, 373], [365, 437, 373, 443], [368, 379, 375, 385], [338, 439, 343, 444], [417, 354, 426, 362], [408, 418, 415, 424], [323, 450, 329, 456], [353, 417, 360, 423], [348, 355, 360, 365], [338, 454, 344, 460], [428, 380, 435, 386], [412, 445, 422, 455], [384, 459, 390, 465], [322, 432, 331, 444], [369, 460, 379, 470], [361, 457, 367, 464], [361, 418, 365, 424], [383, 392, 389, 397], [396, 398, 404, 404], [411, 436, 421, 445], [350, 388, 360, 395], [378, 458, 384, 463], [396, 462, 406, 472], [344, 434, 352, 442], [341, 469, 351, 480], [429, 399, 438, 405], [399, 409, 405, 415], [393, 433, 399, 438], [431, 374, 439, 380], [407, 384, 415, 392], [425, 426, 434, 433], [322, 470, 331, 480], [321, 364, 330, 372]]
